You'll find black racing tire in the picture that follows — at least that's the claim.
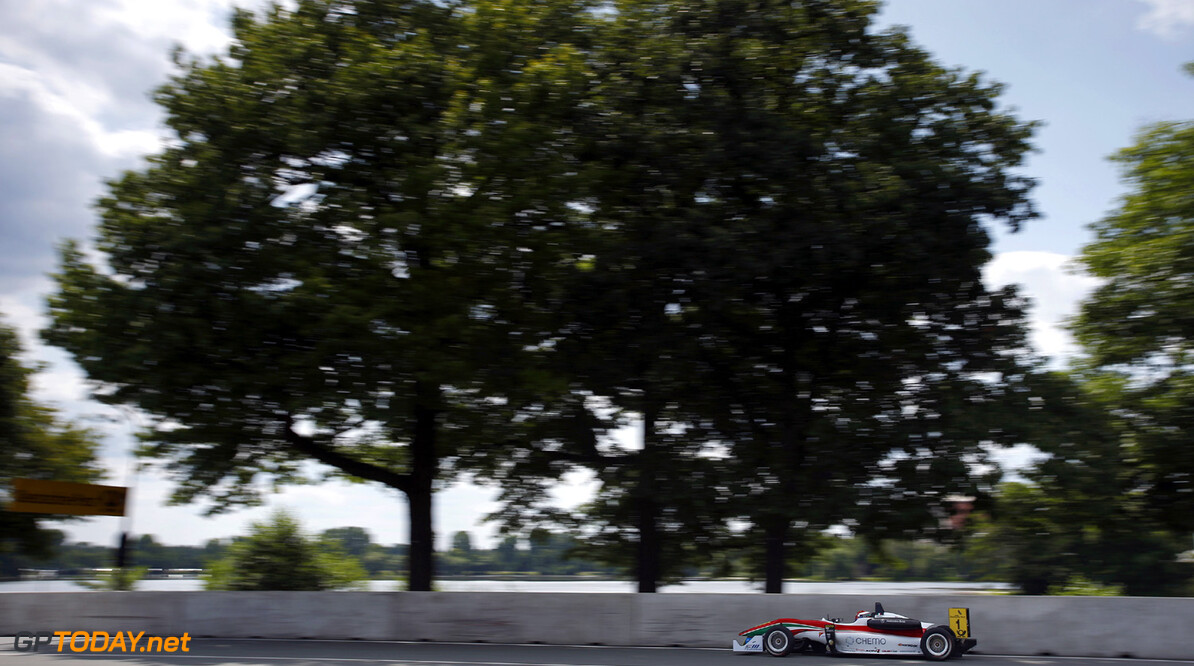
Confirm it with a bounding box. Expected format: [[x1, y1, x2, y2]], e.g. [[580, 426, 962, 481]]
[[920, 626, 955, 661], [764, 626, 794, 657]]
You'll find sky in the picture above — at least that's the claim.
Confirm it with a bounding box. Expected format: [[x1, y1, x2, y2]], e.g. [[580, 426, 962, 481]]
[[1, 0, 1192, 551]]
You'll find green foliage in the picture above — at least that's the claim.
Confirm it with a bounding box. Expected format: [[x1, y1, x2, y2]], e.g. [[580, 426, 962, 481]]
[[1072, 70, 1194, 534], [1057, 70, 1194, 594], [321, 527, 373, 560], [967, 476, 1190, 596], [42, 0, 1045, 596], [450, 530, 472, 554], [21, 524, 1178, 595], [0, 314, 104, 577], [203, 511, 367, 590], [359, 545, 407, 579], [42, 0, 604, 592], [502, 0, 1041, 592], [968, 482, 1076, 595], [130, 534, 223, 570], [1050, 576, 1124, 597], [79, 566, 149, 591], [790, 533, 1015, 585], [438, 531, 618, 576], [319, 526, 408, 577]]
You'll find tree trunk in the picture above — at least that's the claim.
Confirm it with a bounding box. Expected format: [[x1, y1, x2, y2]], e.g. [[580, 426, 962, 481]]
[[764, 518, 787, 593], [636, 402, 660, 593], [636, 495, 659, 593], [762, 312, 804, 594], [407, 384, 438, 591], [407, 483, 434, 591]]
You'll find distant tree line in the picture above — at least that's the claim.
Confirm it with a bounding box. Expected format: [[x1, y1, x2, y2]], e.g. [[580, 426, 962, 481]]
[[9, 509, 1188, 596], [1, 532, 225, 578], [0, 526, 613, 581]]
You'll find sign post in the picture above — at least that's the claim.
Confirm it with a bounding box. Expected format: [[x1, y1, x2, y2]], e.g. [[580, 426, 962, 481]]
[[8, 479, 128, 517]]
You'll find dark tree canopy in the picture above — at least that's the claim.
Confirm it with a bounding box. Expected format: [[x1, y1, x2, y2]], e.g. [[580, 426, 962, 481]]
[[45, 0, 1041, 593], [667, 0, 1037, 592], [483, 0, 1039, 592], [965, 373, 1192, 596], [45, 0, 600, 591]]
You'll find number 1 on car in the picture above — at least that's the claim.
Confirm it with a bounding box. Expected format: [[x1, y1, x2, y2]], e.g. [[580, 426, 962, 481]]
[[948, 608, 970, 639]]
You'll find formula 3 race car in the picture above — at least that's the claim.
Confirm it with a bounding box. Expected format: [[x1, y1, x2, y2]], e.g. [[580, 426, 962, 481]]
[[732, 602, 975, 660]]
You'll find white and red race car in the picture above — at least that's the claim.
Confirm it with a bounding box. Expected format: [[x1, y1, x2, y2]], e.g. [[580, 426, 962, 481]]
[[732, 602, 976, 660]]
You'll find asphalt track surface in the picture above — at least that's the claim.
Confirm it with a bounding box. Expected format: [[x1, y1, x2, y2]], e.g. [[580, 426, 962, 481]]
[[2, 640, 1193, 666]]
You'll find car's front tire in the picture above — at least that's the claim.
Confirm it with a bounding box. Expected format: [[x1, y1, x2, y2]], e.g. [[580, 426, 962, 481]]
[[764, 626, 794, 657], [920, 626, 955, 661]]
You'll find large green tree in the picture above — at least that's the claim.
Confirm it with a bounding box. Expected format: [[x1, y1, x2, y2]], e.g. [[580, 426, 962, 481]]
[[0, 315, 104, 576], [1072, 69, 1194, 535], [515, 0, 1039, 593], [541, 0, 741, 592], [665, 0, 1038, 593], [44, 0, 597, 591]]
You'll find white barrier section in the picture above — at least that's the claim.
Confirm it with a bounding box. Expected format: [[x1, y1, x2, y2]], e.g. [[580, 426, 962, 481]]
[[1, 592, 1192, 660]]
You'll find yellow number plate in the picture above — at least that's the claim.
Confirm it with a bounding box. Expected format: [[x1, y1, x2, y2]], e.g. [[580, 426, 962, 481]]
[[948, 608, 970, 639]]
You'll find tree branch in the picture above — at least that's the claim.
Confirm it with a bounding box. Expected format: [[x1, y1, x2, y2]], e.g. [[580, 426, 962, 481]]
[[283, 418, 412, 495]]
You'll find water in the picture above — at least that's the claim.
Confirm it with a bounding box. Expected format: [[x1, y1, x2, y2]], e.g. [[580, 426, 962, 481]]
[[437, 579, 1011, 594], [0, 578, 1011, 594]]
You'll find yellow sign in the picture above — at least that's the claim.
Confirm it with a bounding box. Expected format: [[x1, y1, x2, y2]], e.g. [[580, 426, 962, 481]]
[[8, 479, 127, 516], [948, 607, 971, 639]]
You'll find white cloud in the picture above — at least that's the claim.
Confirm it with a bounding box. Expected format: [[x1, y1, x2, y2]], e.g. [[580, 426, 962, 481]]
[[1136, 0, 1194, 38], [0, 297, 93, 429], [0, 290, 47, 350], [0, 0, 247, 168], [97, 0, 239, 58], [984, 251, 1101, 364], [550, 468, 600, 509], [985, 442, 1050, 477], [28, 366, 92, 408], [0, 282, 110, 423]]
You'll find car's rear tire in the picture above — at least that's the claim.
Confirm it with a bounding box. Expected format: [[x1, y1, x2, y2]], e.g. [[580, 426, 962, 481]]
[[764, 626, 794, 657], [920, 626, 955, 661]]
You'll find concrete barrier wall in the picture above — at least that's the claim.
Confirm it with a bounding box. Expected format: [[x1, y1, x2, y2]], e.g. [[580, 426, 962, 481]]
[[2, 592, 1192, 660]]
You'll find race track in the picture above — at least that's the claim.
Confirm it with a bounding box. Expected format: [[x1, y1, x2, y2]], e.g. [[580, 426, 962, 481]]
[[2, 639, 1192, 666]]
